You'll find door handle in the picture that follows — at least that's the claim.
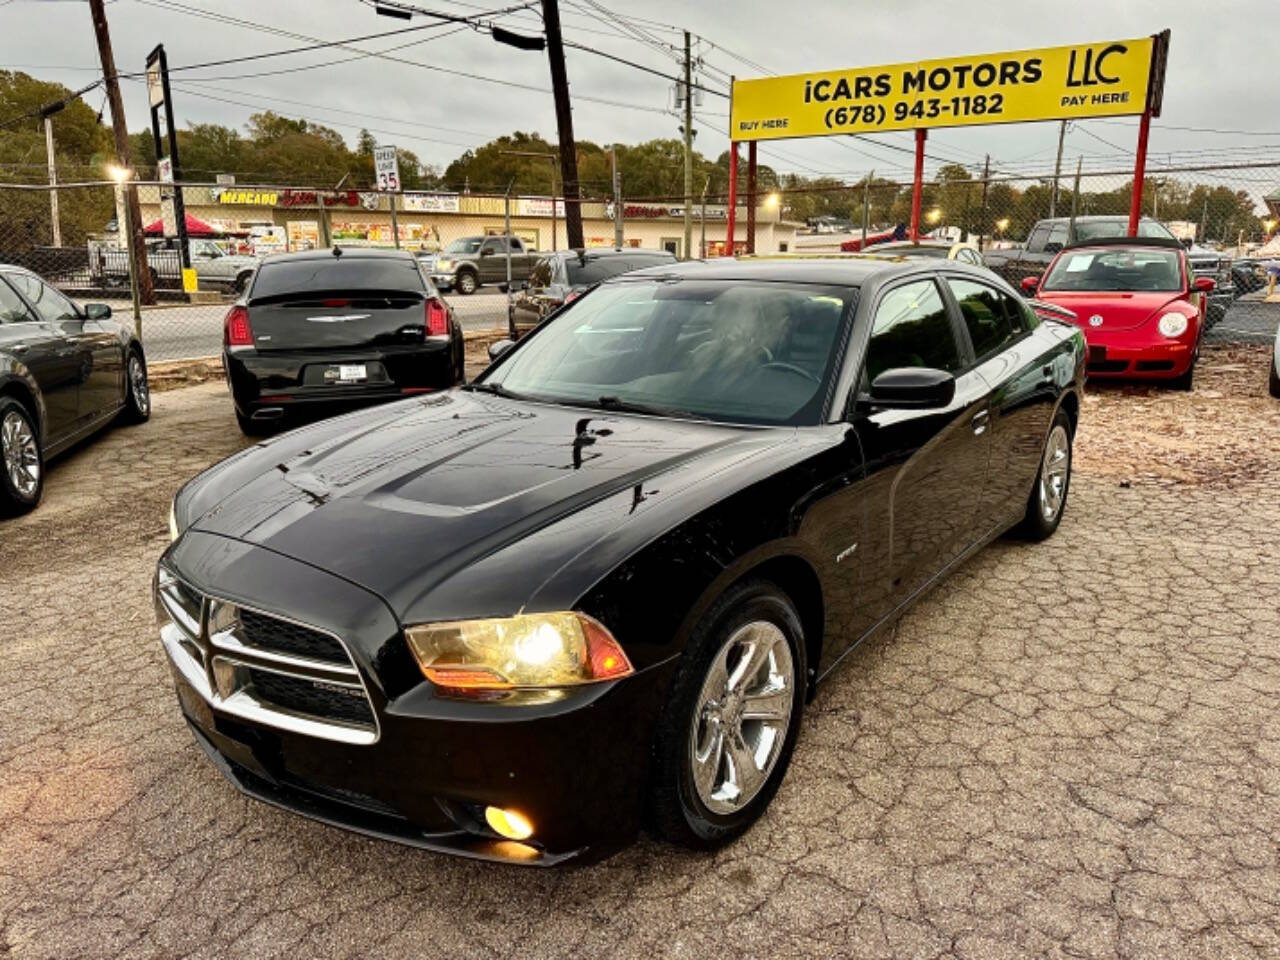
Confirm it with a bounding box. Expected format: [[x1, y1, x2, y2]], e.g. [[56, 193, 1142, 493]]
[[971, 410, 990, 436]]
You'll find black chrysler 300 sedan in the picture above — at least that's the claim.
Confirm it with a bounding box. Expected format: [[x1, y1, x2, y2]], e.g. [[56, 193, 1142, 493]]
[[222, 247, 464, 435], [159, 256, 1085, 864]]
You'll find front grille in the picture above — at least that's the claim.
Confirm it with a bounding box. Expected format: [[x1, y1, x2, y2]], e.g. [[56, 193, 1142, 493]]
[[248, 668, 375, 727], [156, 568, 378, 745], [239, 608, 349, 664]]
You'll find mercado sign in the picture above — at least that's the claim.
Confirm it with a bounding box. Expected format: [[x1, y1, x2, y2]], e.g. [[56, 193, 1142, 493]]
[[730, 34, 1167, 141], [213, 188, 278, 206]]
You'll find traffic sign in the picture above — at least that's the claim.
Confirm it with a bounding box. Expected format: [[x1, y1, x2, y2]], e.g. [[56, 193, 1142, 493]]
[[373, 145, 401, 193]]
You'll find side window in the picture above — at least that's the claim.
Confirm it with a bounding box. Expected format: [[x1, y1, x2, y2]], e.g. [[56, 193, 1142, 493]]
[[509, 238, 524, 252], [528, 257, 554, 288], [1045, 222, 1069, 251], [1025, 224, 1050, 252], [0, 277, 36, 323], [862, 279, 962, 387], [12, 275, 79, 323], [481, 238, 503, 255], [948, 278, 1024, 360]]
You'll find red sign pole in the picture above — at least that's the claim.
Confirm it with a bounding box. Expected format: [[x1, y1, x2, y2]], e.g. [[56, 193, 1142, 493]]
[[910, 128, 926, 243], [725, 141, 739, 256], [1127, 108, 1152, 237], [746, 141, 757, 255]]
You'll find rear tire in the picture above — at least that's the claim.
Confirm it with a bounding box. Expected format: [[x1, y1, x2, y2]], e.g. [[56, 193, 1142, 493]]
[[1016, 408, 1072, 541], [234, 270, 253, 294], [122, 349, 151, 424], [455, 270, 477, 295], [649, 580, 806, 849], [0, 397, 43, 516], [1269, 357, 1280, 399]]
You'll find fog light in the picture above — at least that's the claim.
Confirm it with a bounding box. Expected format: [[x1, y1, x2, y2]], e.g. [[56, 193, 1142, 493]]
[[485, 805, 533, 840]]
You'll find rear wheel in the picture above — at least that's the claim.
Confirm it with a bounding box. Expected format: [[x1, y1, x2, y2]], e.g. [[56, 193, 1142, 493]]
[[1017, 408, 1072, 541], [234, 270, 253, 294], [1269, 357, 1280, 399], [649, 580, 806, 849], [455, 269, 478, 295], [0, 397, 43, 516], [122, 349, 150, 424]]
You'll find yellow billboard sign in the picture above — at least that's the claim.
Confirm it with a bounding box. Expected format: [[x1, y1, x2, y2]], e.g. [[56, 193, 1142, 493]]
[[730, 36, 1163, 141]]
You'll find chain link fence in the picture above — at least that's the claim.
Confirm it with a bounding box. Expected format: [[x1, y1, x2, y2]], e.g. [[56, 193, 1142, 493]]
[[2, 166, 1278, 361]]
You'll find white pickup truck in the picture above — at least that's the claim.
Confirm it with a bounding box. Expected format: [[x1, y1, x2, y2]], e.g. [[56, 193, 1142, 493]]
[[99, 237, 259, 294]]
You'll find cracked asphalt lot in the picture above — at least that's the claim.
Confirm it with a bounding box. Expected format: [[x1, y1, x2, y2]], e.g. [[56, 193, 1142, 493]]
[[3, 344, 1280, 959]]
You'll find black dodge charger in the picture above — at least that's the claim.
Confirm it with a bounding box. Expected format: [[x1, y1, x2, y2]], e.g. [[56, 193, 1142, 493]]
[[160, 255, 1085, 864], [222, 247, 464, 434]]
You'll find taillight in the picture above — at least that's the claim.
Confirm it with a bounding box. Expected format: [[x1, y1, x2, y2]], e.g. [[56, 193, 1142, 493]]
[[224, 305, 253, 347], [425, 297, 449, 337]]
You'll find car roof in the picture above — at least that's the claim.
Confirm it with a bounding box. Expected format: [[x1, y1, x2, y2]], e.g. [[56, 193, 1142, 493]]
[[549, 248, 677, 261], [261, 247, 417, 264], [616, 253, 989, 286], [1063, 235, 1184, 251], [1040, 214, 1163, 224]]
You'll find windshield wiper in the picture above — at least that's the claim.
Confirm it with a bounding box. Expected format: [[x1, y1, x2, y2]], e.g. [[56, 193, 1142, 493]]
[[588, 395, 710, 421], [463, 381, 525, 399]]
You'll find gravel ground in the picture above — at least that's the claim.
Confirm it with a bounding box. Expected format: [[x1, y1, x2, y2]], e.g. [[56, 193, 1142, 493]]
[[3, 344, 1279, 959]]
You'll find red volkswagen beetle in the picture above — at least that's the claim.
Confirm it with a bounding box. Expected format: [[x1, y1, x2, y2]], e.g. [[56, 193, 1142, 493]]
[[1022, 237, 1214, 390]]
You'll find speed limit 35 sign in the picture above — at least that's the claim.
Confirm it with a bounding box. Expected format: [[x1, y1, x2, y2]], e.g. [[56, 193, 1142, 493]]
[[373, 145, 400, 193]]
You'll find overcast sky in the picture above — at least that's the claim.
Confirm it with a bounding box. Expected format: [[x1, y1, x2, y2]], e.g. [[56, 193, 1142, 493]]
[[4, 0, 1276, 196]]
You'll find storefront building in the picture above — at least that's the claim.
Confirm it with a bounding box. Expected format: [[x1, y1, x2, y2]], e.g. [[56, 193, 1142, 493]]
[[135, 185, 800, 258]]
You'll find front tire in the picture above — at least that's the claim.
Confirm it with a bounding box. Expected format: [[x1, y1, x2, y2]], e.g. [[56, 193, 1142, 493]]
[[1017, 408, 1072, 541], [649, 580, 806, 849], [455, 270, 478, 295], [0, 397, 43, 516], [1168, 362, 1195, 392]]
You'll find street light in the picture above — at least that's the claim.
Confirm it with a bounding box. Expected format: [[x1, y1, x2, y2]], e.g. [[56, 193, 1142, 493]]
[[995, 217, 1010, 237], [764, 191, 780, 209], [926, 207, 942, 226], [106, 163, 131, 183], [1264, 217, 1277, 237]]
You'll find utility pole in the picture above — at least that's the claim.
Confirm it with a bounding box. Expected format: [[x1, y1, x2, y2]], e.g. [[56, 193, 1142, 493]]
[[699, 176, 709, 259], [1067, 155, 1083, 244], [682, 30, 693, 260], [861, 169, 874, 249], [1049, 119, 1066, 218], [89, 0, 153, 305], [540, 0, 583, 249], [43, 115, 61, 247], [610, 146, 623, 249]]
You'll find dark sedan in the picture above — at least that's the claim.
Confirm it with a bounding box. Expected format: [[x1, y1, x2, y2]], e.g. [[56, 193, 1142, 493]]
[[508, 248, 677, 338], [223, 248, 464, 434], [0, 265, 149, 515], [159, 256, 1084, 864]]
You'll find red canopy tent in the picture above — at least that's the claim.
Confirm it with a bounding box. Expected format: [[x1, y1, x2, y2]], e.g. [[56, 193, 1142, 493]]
[[142, 212, 220, 237]]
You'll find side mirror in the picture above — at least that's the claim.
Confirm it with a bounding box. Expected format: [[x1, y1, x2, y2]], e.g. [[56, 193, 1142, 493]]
[[1043, 241, 1063, 254], [518, 280, 530, 291], [84, 303, 112, 320], [1020, 276, 1040, 293], [868, 367, 956, 408], [1193, 276, 1216, 293], [1181, 237, 1194, 250], [488, 339, 515, 361], [480, 248, 495, 257]]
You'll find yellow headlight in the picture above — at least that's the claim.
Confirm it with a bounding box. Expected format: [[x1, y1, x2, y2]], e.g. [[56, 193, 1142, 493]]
[[405, 612, 632, 695]]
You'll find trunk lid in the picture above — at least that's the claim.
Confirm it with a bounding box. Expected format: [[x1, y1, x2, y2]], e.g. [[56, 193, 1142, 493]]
[[248, 293, 427, 351]]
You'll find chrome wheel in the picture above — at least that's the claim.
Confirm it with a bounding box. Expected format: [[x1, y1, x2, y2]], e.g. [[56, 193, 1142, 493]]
[[1038, 423, 1070, 522], [689, 620, 795, 815], [129, 354, 150, 415], [2, 409, 40, 499]]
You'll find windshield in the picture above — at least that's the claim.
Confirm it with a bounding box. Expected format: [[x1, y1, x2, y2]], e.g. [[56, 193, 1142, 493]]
[[1042, 248, 1183, 292], [444, 238, 483, 254], [1074, 219, 1174, 242], [250, 257, 424, 299], [486, 279, 855, 425]]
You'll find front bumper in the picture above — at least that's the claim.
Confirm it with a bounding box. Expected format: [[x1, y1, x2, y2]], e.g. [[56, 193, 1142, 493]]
[[430, 273, 455, 290], [1083, 332, 1195, 379], [156, 532, 671, 864]]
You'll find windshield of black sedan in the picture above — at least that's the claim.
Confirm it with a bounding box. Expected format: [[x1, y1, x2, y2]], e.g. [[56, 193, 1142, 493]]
[[1042, 249, 1183, 292], [487, 280, 854, 425]]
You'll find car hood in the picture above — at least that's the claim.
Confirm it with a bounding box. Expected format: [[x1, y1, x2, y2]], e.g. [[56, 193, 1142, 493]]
[[187, 391, 787, 613], [1032, 291, 1186, 331]]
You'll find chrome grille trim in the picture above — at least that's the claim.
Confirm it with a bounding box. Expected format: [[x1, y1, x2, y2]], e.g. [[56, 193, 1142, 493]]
[[155, 567, 379, 746]]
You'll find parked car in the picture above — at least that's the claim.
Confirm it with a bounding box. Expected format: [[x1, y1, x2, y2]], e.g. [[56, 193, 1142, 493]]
[[431, 235, 538, 295], [0, 265, 149, 515], [1270, 319, 1280, 398], [508, 248, 678, 337], [160, 255, 1084, 864], [871, 240, 986, 266], [1021, 236, 1210, 390], [1182, 242, 1235, 326], [100, 237, 260, 294], [986, 215, 1234, 325], [1232, 257, 1267, 296], [222, 248, 464, 435]]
